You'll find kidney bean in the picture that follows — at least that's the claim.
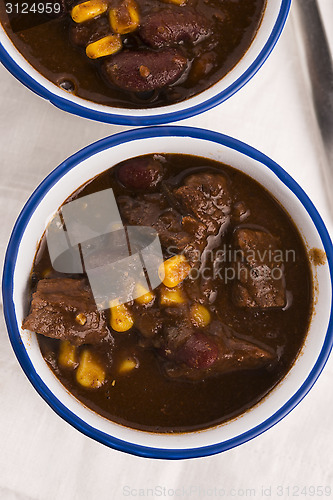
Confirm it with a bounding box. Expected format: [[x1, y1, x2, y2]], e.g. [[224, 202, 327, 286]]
[[177, 332, 219, 369], [103, 49, 188, 92], [139, 8, 211, 49], [117, 157, 164, 190]]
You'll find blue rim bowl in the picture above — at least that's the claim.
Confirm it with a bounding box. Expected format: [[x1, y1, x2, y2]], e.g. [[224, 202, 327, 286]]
[[3, 126, 333, 459], [0, 1, 291, 125]]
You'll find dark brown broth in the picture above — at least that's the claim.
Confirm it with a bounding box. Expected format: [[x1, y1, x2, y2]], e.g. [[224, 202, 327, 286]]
[[0, 0, 266, 108], [33, 154, 313, 433]]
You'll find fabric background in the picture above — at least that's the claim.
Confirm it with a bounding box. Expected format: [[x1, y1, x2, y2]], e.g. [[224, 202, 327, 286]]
[[0, 2, 333, 499]]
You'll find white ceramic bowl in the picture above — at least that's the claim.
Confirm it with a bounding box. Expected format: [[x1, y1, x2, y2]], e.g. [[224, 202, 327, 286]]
[[3, 126, 333, 459], [0, 1, 290, 125]]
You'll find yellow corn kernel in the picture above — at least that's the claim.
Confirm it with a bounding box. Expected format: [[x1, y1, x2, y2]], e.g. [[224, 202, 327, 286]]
[[109, 0, 140, 35], [160, 285, 186, 306], [110, 301, 134, 332], [158, 254, 191, 288], [71, 0, 108, 23], [118, 356, 138, 374], [76, 350, 105, 389], [75, 313, 87, 326], [58, 340, 78, 369], [163, 0, 187, 4], [190, 304, 211, 328], [86, 34, 122, 59], [134, 283, 154, 305], [42, 268, 52, 278]]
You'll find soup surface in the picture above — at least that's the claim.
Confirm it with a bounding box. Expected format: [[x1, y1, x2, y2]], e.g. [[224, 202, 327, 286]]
[[1, 0, 266, 108], [23, 154, 313, 433]]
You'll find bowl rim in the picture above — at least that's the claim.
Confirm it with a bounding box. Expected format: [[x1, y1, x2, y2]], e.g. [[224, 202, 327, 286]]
[[0, 0, 291, 125], [2, 125, 333, 459]]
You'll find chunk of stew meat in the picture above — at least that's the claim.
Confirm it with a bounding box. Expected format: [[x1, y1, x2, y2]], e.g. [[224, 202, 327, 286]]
[[22, 278, 110, 345]]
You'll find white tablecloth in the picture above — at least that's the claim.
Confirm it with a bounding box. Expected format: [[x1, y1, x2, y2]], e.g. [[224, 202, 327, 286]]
[[1, 2, 333, 499]]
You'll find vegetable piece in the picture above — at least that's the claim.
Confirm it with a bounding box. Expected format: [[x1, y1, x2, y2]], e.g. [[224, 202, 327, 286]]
[[118, 356, 139, 374], [140, 8, 210, 49], [177, 332, 218, 369], [109, 0, 140, 35], [86, 34, 122, 59], [162, 0, 187, 5], [58, 340, 78, 369], [190, 304, 211, 328], [103, 49, 187, 92], [160, 285, 186, 306], [110, 301, 134, 332], [159, 255, 191, 288], [76, 350, 106, 388], [71, 0, 108, 24], [75, 313, 87, 325], [134, 283, 155, 305], [117, 157, 163, 191]]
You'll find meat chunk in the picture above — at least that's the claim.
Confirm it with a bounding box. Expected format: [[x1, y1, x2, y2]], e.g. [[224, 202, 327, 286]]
[[103, 49, 188, 93], [173, 173, 231, 235], [118, 194, 206, 261], [118, 193, 168, 227], [139, 8, 211, 49], [232, 229, 286, 308], [132, 304, 163, 339], [70, 16, 111, 47], [162, 321, 275, 380], [22, 278, 109, 345]]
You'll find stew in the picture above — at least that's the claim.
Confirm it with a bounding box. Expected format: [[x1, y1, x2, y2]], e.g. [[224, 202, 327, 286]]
[[23, 154, 313, 432]]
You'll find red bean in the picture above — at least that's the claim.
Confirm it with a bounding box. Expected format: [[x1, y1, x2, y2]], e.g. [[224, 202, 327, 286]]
[[140, 9, 211, 49], [117, 157, 164, 190], [103, 49, 188, 93], [177, 332, 218, 369]]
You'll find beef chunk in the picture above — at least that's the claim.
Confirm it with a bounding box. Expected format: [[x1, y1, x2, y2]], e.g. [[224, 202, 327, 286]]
[[118, 193, 168, 227], [161, 305, 194, 351], [70, 16, 111, 47], [132, 304, 163, 339], [173, 173, 231, 235], [232, 229, 286, 308], [103, 49, 188, 93], [139, 8, 211, 49], [22, 278, 109, 345], [163, 321, 275, 381], [118, 194, 205, 261]]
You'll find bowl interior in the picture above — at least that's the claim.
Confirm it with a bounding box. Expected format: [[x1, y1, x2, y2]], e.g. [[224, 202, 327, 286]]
[[0, 0, 287, 123], [8, 131, 332, 455]]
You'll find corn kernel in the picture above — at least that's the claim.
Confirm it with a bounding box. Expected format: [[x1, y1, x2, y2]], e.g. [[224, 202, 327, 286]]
[[76, 350, 105, 389], [110, 301, 134, 332], [134, 283, 154, 305], [75, 313, 87, 326], [158, 255, 191, 288], [86, 34, 122, 59], [42, 268, 52, 278], [118, 356, 138, 374], [190, 304, 211, 328], [71, 0, 108, 23], [58, 340, 78, 369], [160, 285, 186, 306], [109, 0, 140, 35], [163, 0, 187, 4]]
